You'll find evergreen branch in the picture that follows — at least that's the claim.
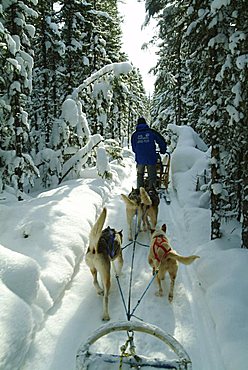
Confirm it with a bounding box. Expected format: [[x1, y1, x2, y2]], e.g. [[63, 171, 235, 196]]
[[71, 62, 132, 99]]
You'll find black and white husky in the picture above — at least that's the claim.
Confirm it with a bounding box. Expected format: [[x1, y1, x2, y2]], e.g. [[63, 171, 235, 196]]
[[85, 207, 123, 321]]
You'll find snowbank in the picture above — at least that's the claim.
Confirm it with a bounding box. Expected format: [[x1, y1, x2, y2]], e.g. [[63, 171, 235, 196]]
[[0, 153, 134, 370], [196, 245, 248, 370], [168, 124, 211, 208]]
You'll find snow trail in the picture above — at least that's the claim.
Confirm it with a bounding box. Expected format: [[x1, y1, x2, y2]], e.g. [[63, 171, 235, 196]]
[[164, 190, 226, 370], [23, 167, 225, 370]]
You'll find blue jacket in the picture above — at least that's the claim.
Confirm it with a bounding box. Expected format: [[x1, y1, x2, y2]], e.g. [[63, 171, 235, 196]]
[[131, 123, 167, 165]]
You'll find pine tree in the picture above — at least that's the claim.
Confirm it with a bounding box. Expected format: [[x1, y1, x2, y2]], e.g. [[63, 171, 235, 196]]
[[232, 0, 248, 248], [147, 0, 248, 246], [148, 1, 189, 129], [0, 14, 15, 192], [1, 0, 148, 192], [80, 0, 127, 136], [59, 0, 91, 99], [0, 0, 38, 197], [189, 1, 247, 240], [30, 0, 65, 150]]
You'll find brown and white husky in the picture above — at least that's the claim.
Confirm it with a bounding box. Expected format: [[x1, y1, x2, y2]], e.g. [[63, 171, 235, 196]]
[[148, 224, 200, 302], [142, 186, 160, 232], [121, 187, 152, 240], [121, 187, 159, 240]]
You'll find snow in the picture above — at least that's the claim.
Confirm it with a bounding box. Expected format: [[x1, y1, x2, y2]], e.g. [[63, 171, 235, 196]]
[[226, 104, 240, 123], [72, 62, 132, 99], [210, 0, 231, 13], [112, 62, 132, 77], [229, 31, 246, 54], [96, 145, 111, 178], [61, 134, 102, 181], [236, 54, 248, 70], [26, 24, 36, 38], [0, 125, 247, 370], [61, 99, 79, 127]]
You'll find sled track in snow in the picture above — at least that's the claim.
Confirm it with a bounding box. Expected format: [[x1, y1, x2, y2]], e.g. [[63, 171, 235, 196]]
[[162, 189, 226, 370]]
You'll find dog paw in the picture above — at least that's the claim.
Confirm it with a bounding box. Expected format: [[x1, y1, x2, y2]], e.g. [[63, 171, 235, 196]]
[[102, 314, 110, 321], [97, 290, 104, 296], [168, 294, 173, 302], [155, 291, 163, 297]]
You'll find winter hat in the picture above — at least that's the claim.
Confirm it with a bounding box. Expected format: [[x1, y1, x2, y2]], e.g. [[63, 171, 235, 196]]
[[137, 117, 147, 125]]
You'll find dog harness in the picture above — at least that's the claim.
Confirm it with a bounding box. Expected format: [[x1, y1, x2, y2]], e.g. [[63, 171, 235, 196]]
[[152, 235, 171, 262], [106, 227, 116, 259]]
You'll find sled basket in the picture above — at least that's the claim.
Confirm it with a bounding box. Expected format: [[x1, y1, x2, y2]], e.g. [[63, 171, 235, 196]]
[[144, 152, 171, 191], [156, 152, 170, 190], [76, 321, 192, 370]]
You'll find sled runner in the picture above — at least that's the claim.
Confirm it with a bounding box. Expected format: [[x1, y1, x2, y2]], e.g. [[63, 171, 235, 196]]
[[156, 152, 171, 204], [158, 187, 171, 204], [156, 152, 170, 191], [76, 321, 192, 370]]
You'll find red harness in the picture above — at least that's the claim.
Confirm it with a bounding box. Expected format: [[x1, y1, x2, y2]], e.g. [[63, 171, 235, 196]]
[[152, 235, 171, 262]]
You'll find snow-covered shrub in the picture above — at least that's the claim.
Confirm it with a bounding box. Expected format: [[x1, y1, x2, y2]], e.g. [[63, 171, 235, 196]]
[[104, 139, 123, 163], [96, 145, 112, 179]]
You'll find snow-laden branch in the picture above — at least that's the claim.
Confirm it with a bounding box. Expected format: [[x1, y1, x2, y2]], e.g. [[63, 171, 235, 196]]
[[59, 134, 102, 184], [59, 62, 132, 185], [71, 62, 132, 99]]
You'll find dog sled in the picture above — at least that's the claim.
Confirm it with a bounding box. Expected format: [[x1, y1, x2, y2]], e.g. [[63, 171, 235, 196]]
[[76, 321, 192, 370], [144, 151, 171, 204]]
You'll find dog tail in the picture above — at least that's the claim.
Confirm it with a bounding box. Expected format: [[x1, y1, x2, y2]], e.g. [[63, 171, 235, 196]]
[[167, 252, 200, 265], [121, 194, 137, 209], [89, 207, 107, 252], [140, 187, 152, 206]]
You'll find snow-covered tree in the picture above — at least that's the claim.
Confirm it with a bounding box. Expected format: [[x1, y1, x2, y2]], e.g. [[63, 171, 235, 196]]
[[0, 0, 39, 197], [30, 0, 65, 150], [147, 1, 189, 128], [187, 1, 247, 241], [58, 0, 91, 99], [147, 0, 248, 247], [57, 62, 133, 184], [231, 0, 248, 248]]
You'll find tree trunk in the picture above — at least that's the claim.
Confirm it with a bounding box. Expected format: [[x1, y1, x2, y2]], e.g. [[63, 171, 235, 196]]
[[211, 144, 221, 239], [241, 150, 248, 248]]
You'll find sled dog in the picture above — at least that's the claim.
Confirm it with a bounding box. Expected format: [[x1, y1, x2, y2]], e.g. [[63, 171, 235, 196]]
[[85, 207, 123, 321], [148, 224, 200, 302], [121, 187, 152, 240], [142, 186, 160, 232]]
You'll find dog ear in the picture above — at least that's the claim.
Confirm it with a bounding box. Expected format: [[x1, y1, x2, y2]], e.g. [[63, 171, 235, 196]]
[[118, 229, 123, 242], [161, 224, 167, 233]]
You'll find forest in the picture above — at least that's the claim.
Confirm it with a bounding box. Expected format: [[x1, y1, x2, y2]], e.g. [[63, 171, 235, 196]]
[[0, 0, 247, 247]]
